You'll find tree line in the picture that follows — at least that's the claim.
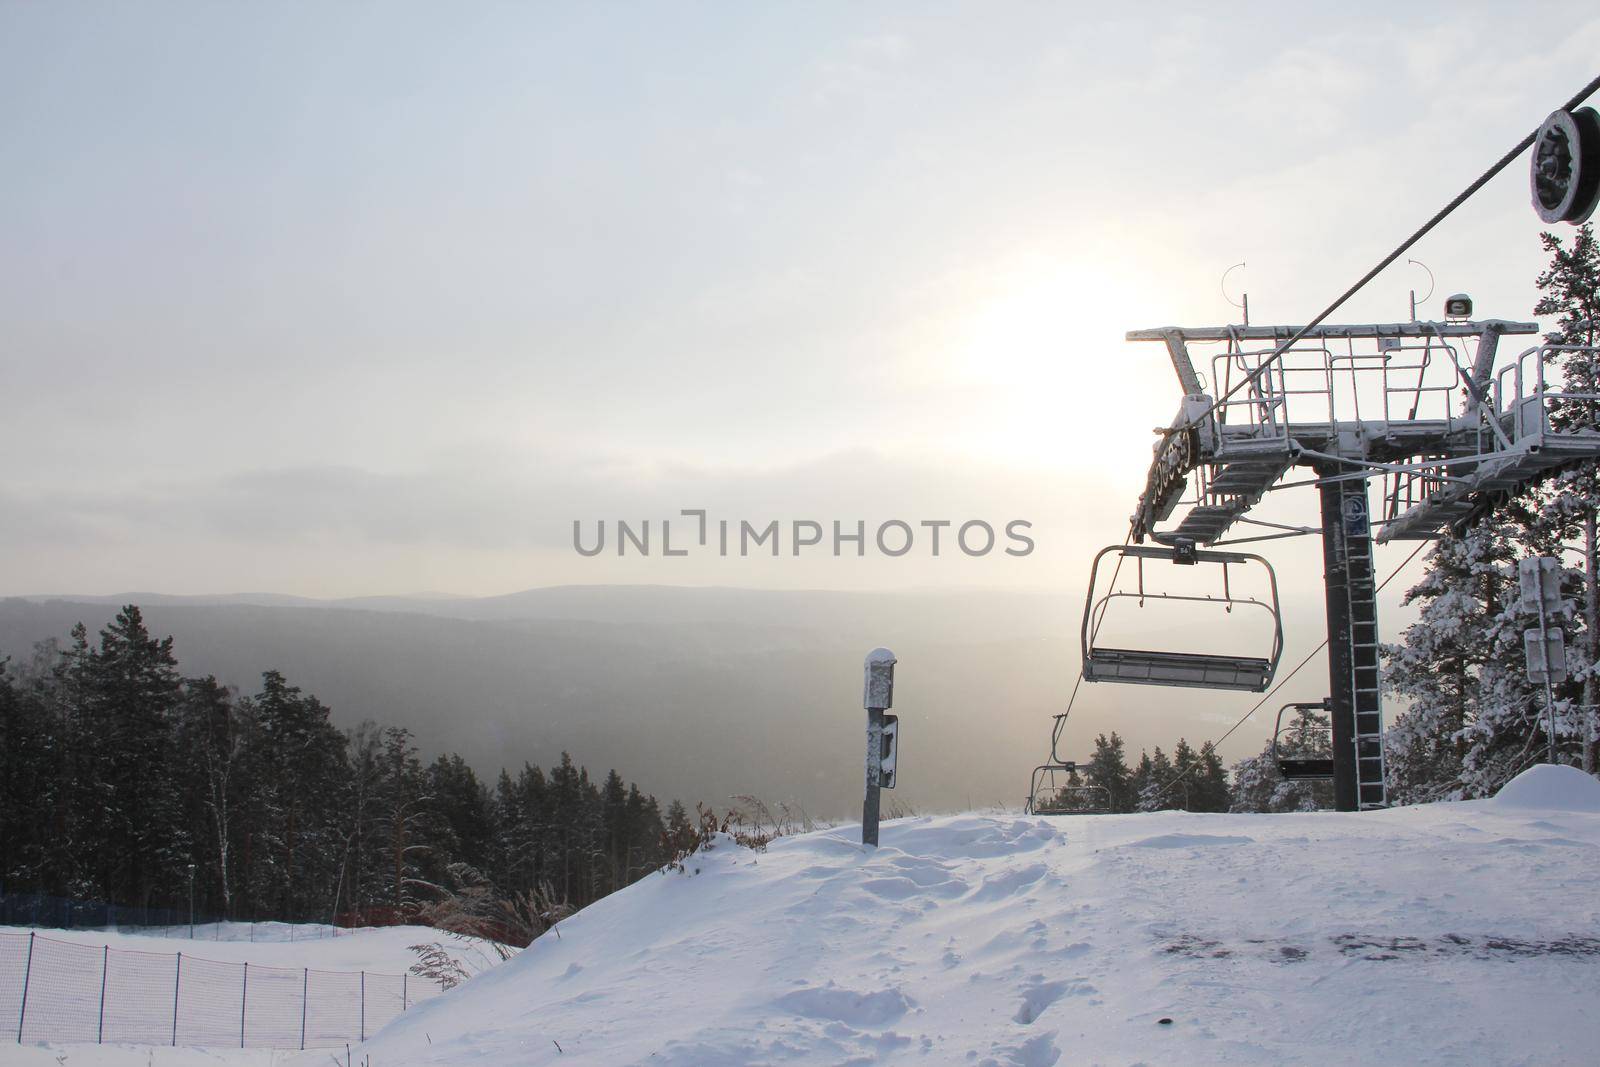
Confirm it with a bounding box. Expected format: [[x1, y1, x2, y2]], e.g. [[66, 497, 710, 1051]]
[[1044, 732, 1233, 813], [0, 605, 686, 927]]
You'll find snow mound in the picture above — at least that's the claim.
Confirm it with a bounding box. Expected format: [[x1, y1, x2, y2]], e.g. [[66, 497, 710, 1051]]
[[1491, 763, 1600, 812], [338, 807, 1600, 1067]]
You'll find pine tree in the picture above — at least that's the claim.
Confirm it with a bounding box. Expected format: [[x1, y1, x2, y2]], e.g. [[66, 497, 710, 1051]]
[[1171, 739, 1198, 811], [1534, 222, 1600, 773], [373, 726, 433, 913], [174, 676, 243, 916], [1193, 742, 1230, 812], [1136, 747, 1176, 811], [1085, 732, 1133, 812], [82, 607, 187, 907], [1383, 526, 1502, 801], [0, 659, 50, 890], [237, 671, 349, 918], [427, 753, 492, 875]]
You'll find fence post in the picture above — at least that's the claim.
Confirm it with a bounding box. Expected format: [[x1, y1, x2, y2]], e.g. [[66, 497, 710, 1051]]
[[98, 944, 108, 1043], [172, 952, 181, 1046], [360, 971, 365, 1041], [240, 962, 247, 1048], [16, 931, 33, 1044], [300, 967, 308, 1050], [402, 972, 408, 1011]]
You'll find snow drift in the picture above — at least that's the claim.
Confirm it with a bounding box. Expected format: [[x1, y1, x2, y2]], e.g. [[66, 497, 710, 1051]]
[[1489, 762, 1600, 812], [346, 795, 1600, 1066]]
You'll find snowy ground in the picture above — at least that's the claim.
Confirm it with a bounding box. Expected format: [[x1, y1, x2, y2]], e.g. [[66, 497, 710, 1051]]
[[8, 766, 1599, 1066]]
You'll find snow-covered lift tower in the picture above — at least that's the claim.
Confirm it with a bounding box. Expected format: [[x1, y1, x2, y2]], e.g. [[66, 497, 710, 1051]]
[[1124, 317, 1600, 811]]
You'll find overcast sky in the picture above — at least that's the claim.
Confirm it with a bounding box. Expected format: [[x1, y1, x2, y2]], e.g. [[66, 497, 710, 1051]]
[[4, 2, 1599, 598]]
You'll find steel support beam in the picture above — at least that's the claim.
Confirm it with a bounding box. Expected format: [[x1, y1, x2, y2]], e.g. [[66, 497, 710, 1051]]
[[1318, 471, 1385, 811]]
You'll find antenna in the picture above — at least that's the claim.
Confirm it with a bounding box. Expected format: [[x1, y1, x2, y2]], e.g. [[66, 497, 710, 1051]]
[[1221, 262, 1248, 326], [1406, 259, 1434, 321]]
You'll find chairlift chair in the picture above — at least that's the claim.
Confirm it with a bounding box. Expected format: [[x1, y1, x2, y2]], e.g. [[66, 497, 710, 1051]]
[[1081, 542, 1284, 692], [1272, 700, 1335, 781], [1030, 778, 1112, 816], [1025, 713, 1112, 816]]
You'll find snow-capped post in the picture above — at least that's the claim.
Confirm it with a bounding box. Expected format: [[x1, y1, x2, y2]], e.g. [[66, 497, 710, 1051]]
[[863, 647, 897, 847]]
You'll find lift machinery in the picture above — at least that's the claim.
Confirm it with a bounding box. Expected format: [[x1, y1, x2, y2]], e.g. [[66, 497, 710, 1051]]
[[1107, 317, 1600, 810]]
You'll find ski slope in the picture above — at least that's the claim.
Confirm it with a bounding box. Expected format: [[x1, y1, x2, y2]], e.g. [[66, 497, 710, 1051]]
[[9, 766, 1600, 1066]]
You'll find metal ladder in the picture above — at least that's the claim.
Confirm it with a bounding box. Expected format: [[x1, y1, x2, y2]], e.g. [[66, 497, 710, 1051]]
[[1342, 493, 1388, 809]]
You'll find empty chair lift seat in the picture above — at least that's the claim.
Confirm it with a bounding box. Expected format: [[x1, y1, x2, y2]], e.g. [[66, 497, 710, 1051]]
[[1083, 647, 1274, 691], [1080, 543, 1284, 693]]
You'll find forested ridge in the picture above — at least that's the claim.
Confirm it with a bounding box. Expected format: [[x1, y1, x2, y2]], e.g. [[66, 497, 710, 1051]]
[[0, 604, 684, 927]]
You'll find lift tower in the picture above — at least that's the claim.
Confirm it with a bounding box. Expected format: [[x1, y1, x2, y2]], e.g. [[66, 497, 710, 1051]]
[[1121, 318, 1600, 811]]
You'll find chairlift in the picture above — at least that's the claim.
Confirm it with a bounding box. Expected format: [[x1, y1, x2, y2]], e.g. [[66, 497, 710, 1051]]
[[1081, 541, 1283, 692], [1025, 713, 1112, 816], [1272, 700, 1334, 781]]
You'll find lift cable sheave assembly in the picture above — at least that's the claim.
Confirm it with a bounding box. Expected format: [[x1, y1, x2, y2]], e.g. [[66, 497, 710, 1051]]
[[1081, 542, 1283, 693]]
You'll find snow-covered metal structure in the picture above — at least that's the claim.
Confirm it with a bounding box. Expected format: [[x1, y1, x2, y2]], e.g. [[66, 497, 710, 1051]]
[[1117, 317, 1600, 810]]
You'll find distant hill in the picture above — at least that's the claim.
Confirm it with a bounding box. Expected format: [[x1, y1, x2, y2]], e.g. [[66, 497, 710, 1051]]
[[0, 587, 1292, 816]]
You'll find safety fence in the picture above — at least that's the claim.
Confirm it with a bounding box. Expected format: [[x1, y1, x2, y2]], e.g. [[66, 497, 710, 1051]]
[[0, 930, 440, 1048]]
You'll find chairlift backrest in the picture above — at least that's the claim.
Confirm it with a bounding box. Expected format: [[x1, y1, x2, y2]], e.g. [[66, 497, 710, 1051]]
[[1081, 543, 1283, 692]]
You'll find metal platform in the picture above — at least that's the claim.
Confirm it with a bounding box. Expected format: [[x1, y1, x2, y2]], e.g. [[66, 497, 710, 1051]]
[[1128, 322, 1600, 548]]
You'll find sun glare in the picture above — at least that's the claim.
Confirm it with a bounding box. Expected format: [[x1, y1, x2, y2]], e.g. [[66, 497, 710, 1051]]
[[941, 260, 1165, 476]]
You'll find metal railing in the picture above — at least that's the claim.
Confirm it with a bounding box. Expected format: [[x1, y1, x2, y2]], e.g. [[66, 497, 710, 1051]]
[[1209, 334, 1467, 438], [1381, 344, 1600, 521]]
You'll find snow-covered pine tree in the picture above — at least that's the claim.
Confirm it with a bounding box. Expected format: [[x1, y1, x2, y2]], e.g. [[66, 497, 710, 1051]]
[[1533, 222, 1600, 773], [1192, 741, 1230, 812], [1136, 747, 1176, 811], [1383, 523, 1505, 802], [1228, 746, 1276, 813], [1171, 739, 1197, 810], [1085, 732, 1133, 812], [1228, 714, 1331, 813]]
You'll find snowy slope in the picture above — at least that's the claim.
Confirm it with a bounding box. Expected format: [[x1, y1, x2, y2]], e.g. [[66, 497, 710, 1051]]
[[7, 768, 1598, 1067], [348, 766, 1600, 1067]]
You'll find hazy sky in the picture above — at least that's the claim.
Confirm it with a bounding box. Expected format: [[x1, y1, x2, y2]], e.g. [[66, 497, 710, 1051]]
[[4, 1, 1599, 598]]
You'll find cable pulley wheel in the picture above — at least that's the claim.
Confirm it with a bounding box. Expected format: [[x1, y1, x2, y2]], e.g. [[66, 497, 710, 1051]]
[[1531, 106, 1600, 224]]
